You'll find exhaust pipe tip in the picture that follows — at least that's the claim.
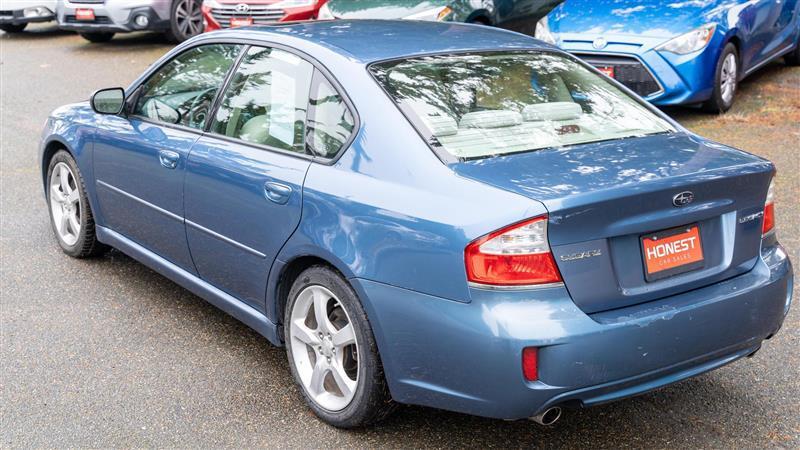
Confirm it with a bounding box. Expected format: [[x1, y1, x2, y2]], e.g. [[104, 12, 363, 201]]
[[529, 406, 562, 426]]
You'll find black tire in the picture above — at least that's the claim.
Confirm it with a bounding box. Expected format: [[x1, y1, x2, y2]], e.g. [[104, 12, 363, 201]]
[[0, 23, 27, 33], [46, 150, 109, 258], [79, 32, 115, 43], [284, 265, 395, 428], [785, 44, 800, 66], [703, 43, 739, 113], [164, 0, 204, 43], [468, 16, 491, 26]]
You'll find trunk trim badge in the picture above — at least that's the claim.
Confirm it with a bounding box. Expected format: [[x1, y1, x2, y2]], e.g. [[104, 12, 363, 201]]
[[738, 211, 764, 224], [560, 249, 602, 262]]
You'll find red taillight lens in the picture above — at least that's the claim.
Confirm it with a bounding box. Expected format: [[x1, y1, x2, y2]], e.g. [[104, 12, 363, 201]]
[[465, 215, 562, 286], [522, 347, 538, 381], [762, 178, 775, 235]]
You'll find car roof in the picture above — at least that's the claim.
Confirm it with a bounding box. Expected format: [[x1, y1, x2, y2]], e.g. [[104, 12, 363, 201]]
[[201, 20, 554, 64]]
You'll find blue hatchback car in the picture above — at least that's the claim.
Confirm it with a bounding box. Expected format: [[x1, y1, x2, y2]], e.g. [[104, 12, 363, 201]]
[[40, 21, 792, 427], [536, 0, 800, 112]]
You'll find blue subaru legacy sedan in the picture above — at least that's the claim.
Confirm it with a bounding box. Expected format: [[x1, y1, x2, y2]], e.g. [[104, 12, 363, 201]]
[[40, 21, 792, 428], [536, 0, 800, 112]]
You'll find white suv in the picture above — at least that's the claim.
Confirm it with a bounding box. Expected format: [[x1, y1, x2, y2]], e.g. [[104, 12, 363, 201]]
[[0, 0, 58, 33], [57, 0, 203, 43]]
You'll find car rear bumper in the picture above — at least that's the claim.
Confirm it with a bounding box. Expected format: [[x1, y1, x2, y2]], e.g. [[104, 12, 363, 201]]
[[353, 242, 792, 420]]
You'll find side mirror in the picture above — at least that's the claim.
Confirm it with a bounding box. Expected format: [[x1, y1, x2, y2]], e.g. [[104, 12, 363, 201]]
[[91, 87, 125, 115]]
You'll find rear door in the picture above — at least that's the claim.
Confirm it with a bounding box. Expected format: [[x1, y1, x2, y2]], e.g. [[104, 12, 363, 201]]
[[183, 46, 315, 312]]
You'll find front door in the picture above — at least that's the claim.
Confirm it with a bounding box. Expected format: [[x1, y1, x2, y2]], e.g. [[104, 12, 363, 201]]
[[93, 43, 242, 273], [183, 46, 315, 312]]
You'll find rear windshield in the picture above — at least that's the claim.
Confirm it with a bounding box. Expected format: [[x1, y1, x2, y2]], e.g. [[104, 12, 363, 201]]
[[370, 52, 675, 159]]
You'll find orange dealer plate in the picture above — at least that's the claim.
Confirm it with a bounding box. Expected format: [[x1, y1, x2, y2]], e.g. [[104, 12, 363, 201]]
[[641, 224, 705, 281]]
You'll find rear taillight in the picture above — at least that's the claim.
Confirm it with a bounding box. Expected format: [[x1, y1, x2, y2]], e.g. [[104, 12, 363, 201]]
[[762, 178, 775, 236], [465, 215, 562, 286]]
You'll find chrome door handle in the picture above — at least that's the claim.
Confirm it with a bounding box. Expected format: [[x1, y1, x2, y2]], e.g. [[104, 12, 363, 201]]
[[158, 150, 180, 169], [264, 182, 292, 205]]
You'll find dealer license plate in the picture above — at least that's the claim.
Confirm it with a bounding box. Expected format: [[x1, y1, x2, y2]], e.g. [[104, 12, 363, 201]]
[[641, 224, 705, 281]]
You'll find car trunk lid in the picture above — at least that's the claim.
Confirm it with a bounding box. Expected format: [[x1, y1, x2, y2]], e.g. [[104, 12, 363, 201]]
[[452, 132, 773, 314]]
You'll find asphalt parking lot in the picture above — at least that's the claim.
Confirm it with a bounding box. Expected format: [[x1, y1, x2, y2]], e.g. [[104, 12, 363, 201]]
[[2, 24, 799, 448]]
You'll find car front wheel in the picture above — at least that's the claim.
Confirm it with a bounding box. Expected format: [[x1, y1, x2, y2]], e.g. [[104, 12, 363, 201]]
[[703, 43, 738, 113], [285, 266, 395, 428], [46, 150, 108, 258], [165, 0, 204, 43]]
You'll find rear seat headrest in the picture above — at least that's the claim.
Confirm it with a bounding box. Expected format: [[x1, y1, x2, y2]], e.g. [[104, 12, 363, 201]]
[[523, 102, 583, 122], [459, 110, 523, 129], [424, 114, 458, 137]]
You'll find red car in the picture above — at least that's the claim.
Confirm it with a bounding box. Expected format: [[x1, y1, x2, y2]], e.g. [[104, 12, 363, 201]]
[[202, 0, 326, 30]]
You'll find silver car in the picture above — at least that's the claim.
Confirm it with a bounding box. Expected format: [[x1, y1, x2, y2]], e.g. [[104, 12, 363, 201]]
[[57, 0, 203, 43], [0, 0, 58, 33]]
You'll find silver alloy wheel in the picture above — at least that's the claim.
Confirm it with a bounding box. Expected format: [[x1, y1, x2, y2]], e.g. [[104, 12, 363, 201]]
[[720, 53, 737, 105], [49, 162, 81, 246], [175, 0, 203, 38], [289, 285, 359, 411]]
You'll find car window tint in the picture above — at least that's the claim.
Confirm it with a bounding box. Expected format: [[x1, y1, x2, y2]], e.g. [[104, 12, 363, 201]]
[[211, 46, 314, 153], [306, 73, 355, 158], [133, 44, 241, 130]]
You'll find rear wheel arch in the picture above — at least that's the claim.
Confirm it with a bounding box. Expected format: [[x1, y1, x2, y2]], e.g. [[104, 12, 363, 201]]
[[273, 255, 353, 340]]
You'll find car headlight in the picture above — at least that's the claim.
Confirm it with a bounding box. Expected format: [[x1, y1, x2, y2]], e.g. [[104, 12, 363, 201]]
[[534, 16, 556, 45], [403, 6, 453, 22], [271, 0, 316, 7], [23, 6, 52, 17], [317, 3, 335, 19], [657, 23, 716, 55]]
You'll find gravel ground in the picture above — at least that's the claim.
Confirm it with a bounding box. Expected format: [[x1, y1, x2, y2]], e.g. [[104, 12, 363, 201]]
[[2, 24, 799, 449]]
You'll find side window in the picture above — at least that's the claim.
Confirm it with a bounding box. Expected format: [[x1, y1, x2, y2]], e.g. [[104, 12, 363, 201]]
[[133, 44, 241, 130], [211, 46, 314, 153], [306, 73, 355, 158]]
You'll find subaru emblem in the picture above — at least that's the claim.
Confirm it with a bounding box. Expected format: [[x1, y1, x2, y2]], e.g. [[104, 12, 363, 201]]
[[235, 3, 250, 13], [592, 37, 608, 50], [672, 191, 694, 207]]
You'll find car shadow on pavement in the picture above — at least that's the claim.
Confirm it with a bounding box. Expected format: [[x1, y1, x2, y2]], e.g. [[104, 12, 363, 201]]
[[360, 375, 782, 448], [73, 31, 174, 51], [0, 25, 72, 40]]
